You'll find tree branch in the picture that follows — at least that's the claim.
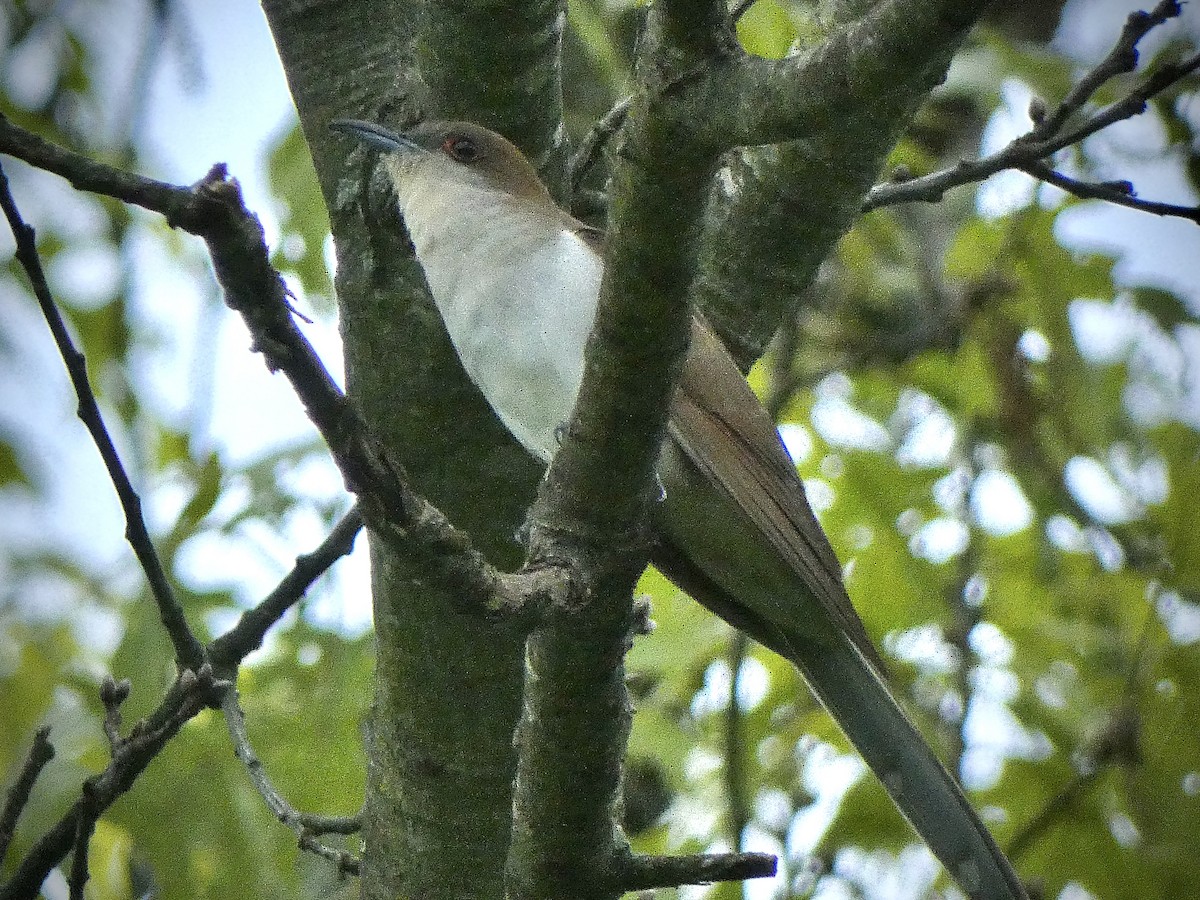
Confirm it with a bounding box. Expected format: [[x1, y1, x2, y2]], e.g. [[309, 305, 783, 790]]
[[66, 813, 94, 900], [207, 505, 364, 670], [570, 96, 632, 195], [297, 812, 362, 836], [0, 666, 226, 900], [947, 516, 983, 778], [507, 3, 734, 897], [709, 0, 991, 150], [1038, 0, 1181, 138], [692, 0, 993, 365], [0, 119, 562, 900], [0, 728, 55, 867], [1019, 160, 1200, 225], [0, 157, 205, 670], [0, 115, 539, 624], [99, 676, 133, 753], [620, 850, 777, 890], [220, 689, 360, 876], [262, 5, 553, 897], [863, 3, 1200, 224], [1007, 699, 1144, 862], [0, 491, 378, 899]]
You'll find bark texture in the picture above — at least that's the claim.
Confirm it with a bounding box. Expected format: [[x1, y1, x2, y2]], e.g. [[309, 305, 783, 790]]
[[255, 1, 994, 898], [260, 2, 562, 898]]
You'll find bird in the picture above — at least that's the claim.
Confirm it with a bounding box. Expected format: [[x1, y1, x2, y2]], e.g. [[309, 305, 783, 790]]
[[330, 117, 1027, 900]]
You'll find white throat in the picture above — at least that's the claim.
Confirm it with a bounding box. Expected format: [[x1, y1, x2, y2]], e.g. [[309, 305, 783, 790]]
[[395, 165, 603, 461]]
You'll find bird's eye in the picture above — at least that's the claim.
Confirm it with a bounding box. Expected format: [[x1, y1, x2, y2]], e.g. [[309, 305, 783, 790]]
[[443, 137, 480, 163]]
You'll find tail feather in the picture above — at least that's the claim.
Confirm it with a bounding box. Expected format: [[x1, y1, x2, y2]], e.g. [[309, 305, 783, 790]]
[[780, 627, 1026, 900], [656, 318, 1025, 899], [653, 530, 1025, 900]]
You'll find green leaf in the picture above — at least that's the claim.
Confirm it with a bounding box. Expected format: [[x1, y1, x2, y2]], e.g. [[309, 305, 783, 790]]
[[1151, 424, 1200, 593], [735, 0, 797, 60], [0, 435, 32, 488], [944, 218, 1008, 282], [267, 122, 333, 309], [1130, 286, 1194, 332]]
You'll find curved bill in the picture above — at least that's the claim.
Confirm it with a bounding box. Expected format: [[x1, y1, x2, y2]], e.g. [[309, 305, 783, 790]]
[[329, 119, 425, 155]]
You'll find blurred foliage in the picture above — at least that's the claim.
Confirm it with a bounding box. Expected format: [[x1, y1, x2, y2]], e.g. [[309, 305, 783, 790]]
[[3, 2, 1200, 900]]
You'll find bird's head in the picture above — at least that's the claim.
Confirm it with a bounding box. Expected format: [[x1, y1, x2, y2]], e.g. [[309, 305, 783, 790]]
[[330, 118, 554, 209]]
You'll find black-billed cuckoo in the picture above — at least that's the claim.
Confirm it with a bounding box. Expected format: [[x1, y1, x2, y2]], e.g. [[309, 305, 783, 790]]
[[331, 118, 1026, 900]]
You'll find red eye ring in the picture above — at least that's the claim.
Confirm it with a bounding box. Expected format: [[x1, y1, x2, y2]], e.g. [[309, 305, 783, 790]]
[[443, 136, 480, 163]]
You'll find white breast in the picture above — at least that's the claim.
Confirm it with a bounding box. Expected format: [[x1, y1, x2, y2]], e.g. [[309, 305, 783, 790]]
[[396, 171, 603, 461]]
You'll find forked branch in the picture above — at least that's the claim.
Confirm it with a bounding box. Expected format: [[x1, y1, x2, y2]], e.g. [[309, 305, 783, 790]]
[[864, 1, 1200, 223]]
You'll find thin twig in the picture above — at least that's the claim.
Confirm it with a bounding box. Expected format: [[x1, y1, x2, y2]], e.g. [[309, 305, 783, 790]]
[[1018, 159, 1200, 224], [0, 159, 205, 670], [569, 96, 632, 194], [0, 114, 536, 623], [0, 116, 210, 226], [99, 675, 133, 752], [0, 728, 55, 866], [66, 813, 94, 900], [0, 666, 225, 900], [1036, 0, 1181, 138], [1007, 705, 1141, 862], [0, 501, 368, 899], [208, 506, 364, 669], [1006, 768, 1102, 862], [297, 812, 362, 836], [724, 631, 749, 856], [863, 5, 1200, 224], [620, 850, 777, 889], [220, 688, 361, 875], [947, 536, 981, 778], [1048, 50, 1200, 154]]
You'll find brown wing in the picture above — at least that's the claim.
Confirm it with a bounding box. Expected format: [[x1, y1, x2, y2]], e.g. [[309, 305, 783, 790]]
[[565, 211, 882, 667], [666, 316, 884, 669]]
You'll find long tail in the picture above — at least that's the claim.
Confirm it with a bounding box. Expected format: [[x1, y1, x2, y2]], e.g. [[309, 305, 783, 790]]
[[779, 626, 1026, 900], [653, 533, 1025, 900], [657, 319, 1026, 899]]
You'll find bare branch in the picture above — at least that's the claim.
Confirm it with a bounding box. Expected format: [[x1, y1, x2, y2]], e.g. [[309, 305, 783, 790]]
[[66, 813, 94, 900], [1049, 50, 1200, 151], [98, 675, 133, 753], [715, 0, 991, 149], [1037, 0, 1181, 138], [1020, 160, 1200, 224], [863, 6, 1200, 223], [1006, 768, 1102, 863], [947, 526, 983, 778], [569, 96, 631, 194], [0, 158, 205, 670], [0, 728, 55, 866], [691, 0, 993, 366], [0, 502, 370, 898], [297, 812, 362, 836], [208, 506, 364, 670], [507, 1, 733, 894], [0, 115, 540, 624], [1007, 705, 1142, 862], [0, 666, 226, 900], [620, 851, 778, 890], [220, 688, 361, 876], [0, 116, 209, 226]]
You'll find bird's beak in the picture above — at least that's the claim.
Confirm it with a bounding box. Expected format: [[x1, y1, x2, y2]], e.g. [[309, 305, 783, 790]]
[[329, 119, 426, 155]]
